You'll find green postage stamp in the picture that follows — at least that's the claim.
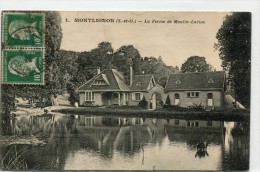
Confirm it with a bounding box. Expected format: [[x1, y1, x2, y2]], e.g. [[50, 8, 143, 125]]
[[2, 12, 45, 47], [2, 50, 44, 84], [1, 11, 45, 84]]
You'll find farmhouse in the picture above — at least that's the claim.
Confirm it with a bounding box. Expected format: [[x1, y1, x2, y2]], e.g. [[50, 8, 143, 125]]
[[165, 71, 226, 108], [77, 66, 165, 109]]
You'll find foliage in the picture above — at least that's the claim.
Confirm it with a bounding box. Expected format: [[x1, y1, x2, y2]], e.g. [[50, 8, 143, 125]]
[[215, 12, 251, 107], [139, 96, 148, 108], [75, 42, 114, 86], [162, 104, 189, 112], [162, 103, 204, 112], [1, 145, 28, 170], [181, 56, 213, 73], [165, 95, 171, 105], [1, 12, 63, 113], [56, 50, 80, 92], [231, 121, 250, 135], [67, 82, 79, 105], [193, 102, 204, 111], [75, 43, 179, 88], [113, 45, 142, 85], [1, 85, 17, 114], [141, 56, 178, 87]]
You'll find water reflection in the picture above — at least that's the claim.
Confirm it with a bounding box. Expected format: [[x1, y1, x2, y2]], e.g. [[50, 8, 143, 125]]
[[195, 141, 209, 158], [0, 113, 249, 170]]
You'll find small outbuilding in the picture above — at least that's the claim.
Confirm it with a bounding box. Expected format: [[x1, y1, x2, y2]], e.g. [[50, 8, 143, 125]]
[[165, 71, 226, 108]]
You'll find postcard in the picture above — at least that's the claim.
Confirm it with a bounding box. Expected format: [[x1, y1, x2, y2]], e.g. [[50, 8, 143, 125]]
[[0, 11, 251, 171]]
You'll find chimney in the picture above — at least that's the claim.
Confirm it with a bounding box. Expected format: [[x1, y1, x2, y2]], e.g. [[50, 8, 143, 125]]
[[130, 65, 133, 86], [97, 67, 101, 74]]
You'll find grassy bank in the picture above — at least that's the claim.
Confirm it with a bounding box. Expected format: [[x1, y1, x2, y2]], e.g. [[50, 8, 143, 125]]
[[55, 106, 250, 121]]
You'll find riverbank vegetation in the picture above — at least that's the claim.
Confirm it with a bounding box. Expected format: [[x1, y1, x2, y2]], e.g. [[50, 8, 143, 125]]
[[55, 106, 249, 122], [0, 145, 28, 170]]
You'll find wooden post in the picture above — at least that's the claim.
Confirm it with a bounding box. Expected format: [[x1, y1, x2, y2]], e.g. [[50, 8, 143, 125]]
[[118, 92, 121, 105], [123, 93, 126, 105]]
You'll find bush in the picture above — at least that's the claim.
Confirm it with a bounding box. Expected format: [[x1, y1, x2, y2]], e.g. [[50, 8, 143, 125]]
[[67, 82, 79, 105], [162, 104, 188, 112], [165, 95, 171, 105], [192, 102, 204, 111], [139, 96, 148, 108]]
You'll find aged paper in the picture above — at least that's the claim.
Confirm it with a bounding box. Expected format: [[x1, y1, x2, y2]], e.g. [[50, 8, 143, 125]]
[[0, 11, 252, 171]]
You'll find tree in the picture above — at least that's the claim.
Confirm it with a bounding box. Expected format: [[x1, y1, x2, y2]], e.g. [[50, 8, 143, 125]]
[[165, 95, 171, 105], [113, 45, 142, 84], [181, 56, 213, 73], [75, 42, 114, 86], [1, 11, 63, 113], [140, 56, 177, 87], [57, 50, 80, 92], [215, 12, 251, 107], [139, 96, 148, 108], [67, 82, 79, 105]]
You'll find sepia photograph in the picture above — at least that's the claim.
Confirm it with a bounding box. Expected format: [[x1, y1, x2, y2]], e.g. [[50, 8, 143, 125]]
[[0, 10, 252, 171]]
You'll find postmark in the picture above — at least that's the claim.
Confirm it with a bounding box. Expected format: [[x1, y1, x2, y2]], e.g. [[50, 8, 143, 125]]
[[2, 50, 44, 84], [2, 12, 45, 48]]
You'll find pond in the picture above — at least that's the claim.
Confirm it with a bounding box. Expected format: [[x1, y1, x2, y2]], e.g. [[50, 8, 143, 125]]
[[0, 113, 249, 171]]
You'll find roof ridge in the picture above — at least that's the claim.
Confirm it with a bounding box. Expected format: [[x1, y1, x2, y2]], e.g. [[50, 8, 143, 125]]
[[168, 71, 225, 77], [165, 70, 225, 91], [111, 69, 123, 90], [111, 69, 130, 91]]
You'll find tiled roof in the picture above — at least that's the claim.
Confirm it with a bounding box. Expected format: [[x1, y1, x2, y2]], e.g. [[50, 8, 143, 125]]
[[130, 75, 154, 91], [77, 69, 130, 92], [165, 71, 225, 91], [112, 69, 130, 91]]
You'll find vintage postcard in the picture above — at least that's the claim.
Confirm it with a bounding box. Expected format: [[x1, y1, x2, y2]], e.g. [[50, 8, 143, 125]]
[[0, 11, 251, 171]]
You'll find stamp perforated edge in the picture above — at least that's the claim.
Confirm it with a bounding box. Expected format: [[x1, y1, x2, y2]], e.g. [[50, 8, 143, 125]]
[[1, 11, 46, 85], [1, 49, 45, 85], [1, 11, 45, 49]]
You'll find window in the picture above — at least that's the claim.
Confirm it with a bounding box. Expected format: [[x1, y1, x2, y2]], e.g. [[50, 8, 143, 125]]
[[207, 93, 213, 99], [187, 91, 200, 98], [174, 93, 180, 99], [187, 120, 199, 127], [174, 119, 179, 125], [175, 79, 181, 84], [136, 82, 141, 86], [135, 93, 141, 101], [85, 92, 95, 101], [208, 78, 214, 83], [85, 117, 95, 126], [132, 92, 143, 101], [93, 80, 107, 85]]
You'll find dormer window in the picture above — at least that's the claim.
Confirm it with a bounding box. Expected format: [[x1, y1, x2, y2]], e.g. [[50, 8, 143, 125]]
[[93, 80, 107, 85], [92, 74, 109, 85], [175, 79, 181, 84], [136, 81, 141, 86], [208, 78, 214, 83]]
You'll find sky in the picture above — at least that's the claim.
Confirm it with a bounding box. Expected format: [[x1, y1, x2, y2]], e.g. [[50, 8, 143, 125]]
[[60, 11, 230, 70]]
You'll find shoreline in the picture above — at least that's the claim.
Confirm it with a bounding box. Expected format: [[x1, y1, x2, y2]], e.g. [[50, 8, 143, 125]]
[[4, 105, 249, 122], [54, 106, 250, 122]]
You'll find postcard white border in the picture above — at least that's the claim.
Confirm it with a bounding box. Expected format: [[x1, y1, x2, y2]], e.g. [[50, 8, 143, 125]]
[[0, 0, 259, 171]]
